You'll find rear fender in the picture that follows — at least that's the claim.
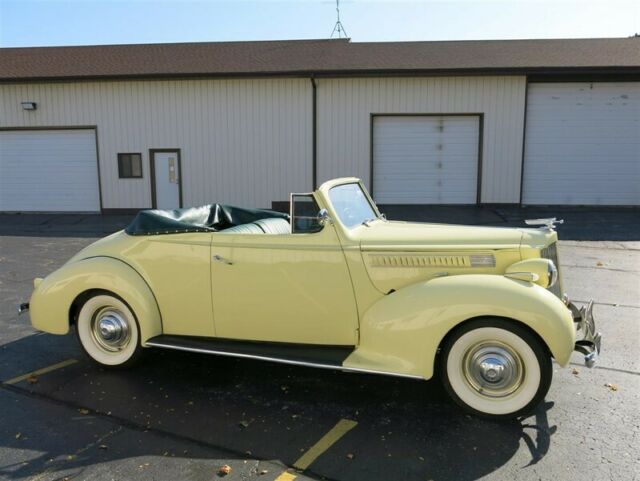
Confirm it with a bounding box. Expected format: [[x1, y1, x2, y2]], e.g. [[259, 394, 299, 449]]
[[29, 256, 162, 345], [344, 274, 575, 379]]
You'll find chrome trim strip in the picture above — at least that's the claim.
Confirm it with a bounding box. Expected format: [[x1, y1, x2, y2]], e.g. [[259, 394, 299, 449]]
[[469, 254, 497, 267], [145, 340, 424, 380]]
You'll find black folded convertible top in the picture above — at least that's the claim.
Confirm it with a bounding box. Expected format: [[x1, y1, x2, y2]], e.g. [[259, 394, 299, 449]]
[[125, 204, 289, 235]]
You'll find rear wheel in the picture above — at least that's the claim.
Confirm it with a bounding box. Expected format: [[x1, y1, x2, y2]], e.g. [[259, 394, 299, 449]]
[[76, 293, 143, 368], [439, 318, 552, 420]]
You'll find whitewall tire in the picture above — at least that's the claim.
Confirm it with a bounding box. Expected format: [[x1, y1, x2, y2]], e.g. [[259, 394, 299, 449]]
[[76, 294, 143, 368], [440, 319, 552, 419]]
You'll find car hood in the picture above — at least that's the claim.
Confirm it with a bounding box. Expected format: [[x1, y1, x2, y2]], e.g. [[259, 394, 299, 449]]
[[358, 220, 551, 251], [355, 220, 558, 294]]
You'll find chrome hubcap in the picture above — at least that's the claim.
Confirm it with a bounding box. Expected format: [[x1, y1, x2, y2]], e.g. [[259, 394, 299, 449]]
[[91, 308, 130, 352], [463, 342, 524, 398]]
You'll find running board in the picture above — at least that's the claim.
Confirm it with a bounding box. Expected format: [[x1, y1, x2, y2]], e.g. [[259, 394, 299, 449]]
[[145, 335, 422, 380]]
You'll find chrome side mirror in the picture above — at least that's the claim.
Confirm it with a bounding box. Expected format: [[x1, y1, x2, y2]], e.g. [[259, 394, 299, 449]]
[[317, 208, 332, 225]]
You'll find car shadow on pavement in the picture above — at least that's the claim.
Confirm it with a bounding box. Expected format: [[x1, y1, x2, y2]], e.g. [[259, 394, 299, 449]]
[[0, 333, 558, 481]]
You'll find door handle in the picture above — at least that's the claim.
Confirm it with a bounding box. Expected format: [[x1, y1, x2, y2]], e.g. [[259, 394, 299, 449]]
[[213, 255, 233, 265]]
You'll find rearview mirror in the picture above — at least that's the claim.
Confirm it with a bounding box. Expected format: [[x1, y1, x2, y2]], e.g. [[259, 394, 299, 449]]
[[317, 209, 332, 225]]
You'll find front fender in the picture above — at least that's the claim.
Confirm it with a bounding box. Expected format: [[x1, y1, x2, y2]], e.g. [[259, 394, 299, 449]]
[[29, 256, 162, 345], [344, 274, 575, 379]]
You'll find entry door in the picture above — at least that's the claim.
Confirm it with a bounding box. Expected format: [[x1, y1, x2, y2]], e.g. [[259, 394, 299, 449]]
[[151, 150, 181, 209]]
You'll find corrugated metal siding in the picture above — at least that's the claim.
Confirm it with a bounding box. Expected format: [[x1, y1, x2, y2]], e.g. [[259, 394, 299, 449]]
[[316, 77, 527, 203], [0, 79, 312, 209]]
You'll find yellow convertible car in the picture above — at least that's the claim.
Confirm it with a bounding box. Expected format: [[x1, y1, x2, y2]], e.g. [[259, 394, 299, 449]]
[[22, 178, 600, 419]]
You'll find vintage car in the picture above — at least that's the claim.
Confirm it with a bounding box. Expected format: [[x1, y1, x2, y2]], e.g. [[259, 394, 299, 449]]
[[21, 178, 600, 419]]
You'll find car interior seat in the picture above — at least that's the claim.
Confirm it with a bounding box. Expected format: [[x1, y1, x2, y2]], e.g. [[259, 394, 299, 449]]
[[221, 217, 290, 234], [253, 218, 290, 234]]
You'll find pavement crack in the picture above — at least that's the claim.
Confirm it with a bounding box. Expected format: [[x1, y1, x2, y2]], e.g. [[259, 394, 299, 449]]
[[562, 264, 640, 274], [0, 382, 324, 481], [559, 243, 640, 252], [572, 299, 640, 309], [569, 362, 640, 377], [26, 427, 122, 481]]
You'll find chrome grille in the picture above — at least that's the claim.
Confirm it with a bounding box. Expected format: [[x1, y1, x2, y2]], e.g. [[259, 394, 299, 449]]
[[541, 242, 562, 298]]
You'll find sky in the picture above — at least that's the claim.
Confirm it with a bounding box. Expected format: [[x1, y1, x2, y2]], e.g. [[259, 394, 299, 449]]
[[0, 0, 638, 48]]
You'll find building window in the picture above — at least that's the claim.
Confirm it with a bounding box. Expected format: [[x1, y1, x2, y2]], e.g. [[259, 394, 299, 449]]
[[118, 153, 143, 178]]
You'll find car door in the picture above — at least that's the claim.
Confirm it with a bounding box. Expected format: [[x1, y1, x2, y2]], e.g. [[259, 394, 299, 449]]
[[129, 232, 215, 337], [209, 194, 358, 345]]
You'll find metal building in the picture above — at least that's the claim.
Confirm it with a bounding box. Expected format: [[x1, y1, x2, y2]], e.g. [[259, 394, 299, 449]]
[[0, 38, 638, 212]]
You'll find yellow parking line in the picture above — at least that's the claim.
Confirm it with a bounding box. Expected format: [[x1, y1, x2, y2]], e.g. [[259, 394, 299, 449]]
[[2, 358, 78, 385], [274, 471, 298, 481], [292, 418, 358, 470]]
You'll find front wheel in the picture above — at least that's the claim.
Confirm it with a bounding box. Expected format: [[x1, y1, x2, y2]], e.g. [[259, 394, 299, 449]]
[[439, 318, 552, 420], [76, 293, 143, 368]]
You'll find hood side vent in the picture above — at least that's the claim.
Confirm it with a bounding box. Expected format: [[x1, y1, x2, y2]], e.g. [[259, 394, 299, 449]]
[[369, 253, 495, 268]]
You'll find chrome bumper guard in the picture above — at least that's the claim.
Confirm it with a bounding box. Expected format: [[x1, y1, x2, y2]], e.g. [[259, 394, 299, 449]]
[[569, 300, 601, 368]]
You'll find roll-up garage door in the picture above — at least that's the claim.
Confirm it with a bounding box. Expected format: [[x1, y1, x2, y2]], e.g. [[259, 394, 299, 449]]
[[372, 115, 480, 204], [0, 129, 101, 212], [522, 82, 640, 205]]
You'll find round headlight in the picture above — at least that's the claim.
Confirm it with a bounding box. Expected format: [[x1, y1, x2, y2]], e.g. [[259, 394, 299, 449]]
[[547, 260, 558, 288]]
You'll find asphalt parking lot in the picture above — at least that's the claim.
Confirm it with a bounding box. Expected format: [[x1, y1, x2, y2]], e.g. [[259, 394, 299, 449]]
[[1, 207, 639, 481]]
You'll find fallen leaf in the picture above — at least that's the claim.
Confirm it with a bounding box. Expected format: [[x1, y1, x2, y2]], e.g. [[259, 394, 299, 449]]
[[605, 383, 618, 391], [571, 368, 580, 376], [596, 261, 604, 267], [15, 433, 21, 440], [26, 375, 38, 384], [78, 408, 90, 415], [346, 453, 355, 460], [218, 465, 232, 476], [239, 420, 250, 429]]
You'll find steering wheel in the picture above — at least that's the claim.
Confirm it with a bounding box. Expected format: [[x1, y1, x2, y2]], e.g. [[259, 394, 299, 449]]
[[340, 206, 356, 224]]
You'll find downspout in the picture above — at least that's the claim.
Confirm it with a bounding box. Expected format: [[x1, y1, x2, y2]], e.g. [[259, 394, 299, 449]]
[[310, 76, 318, 190]]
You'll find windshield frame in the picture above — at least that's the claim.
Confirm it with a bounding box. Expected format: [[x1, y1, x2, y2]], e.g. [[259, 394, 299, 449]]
[[327, 181, 382, 229]]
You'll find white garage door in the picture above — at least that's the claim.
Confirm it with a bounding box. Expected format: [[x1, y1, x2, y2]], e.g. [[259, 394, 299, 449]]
[[523, 82, 640, 205], [0, 129, 100, 212], [373, 116, 480, 204]]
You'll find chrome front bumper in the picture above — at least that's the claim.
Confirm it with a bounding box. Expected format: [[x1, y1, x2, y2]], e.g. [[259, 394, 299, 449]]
[[569, 300, 601, 368]]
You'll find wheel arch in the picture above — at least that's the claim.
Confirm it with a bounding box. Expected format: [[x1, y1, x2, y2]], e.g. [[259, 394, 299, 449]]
[[434, 315, 554, 370], [346, 274, 575, 379], [30, 256, 163, 345], [69, 288, 139, 327]]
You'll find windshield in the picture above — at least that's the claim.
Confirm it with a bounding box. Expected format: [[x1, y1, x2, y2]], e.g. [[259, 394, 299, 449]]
[[329, 183, 378, 228]]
